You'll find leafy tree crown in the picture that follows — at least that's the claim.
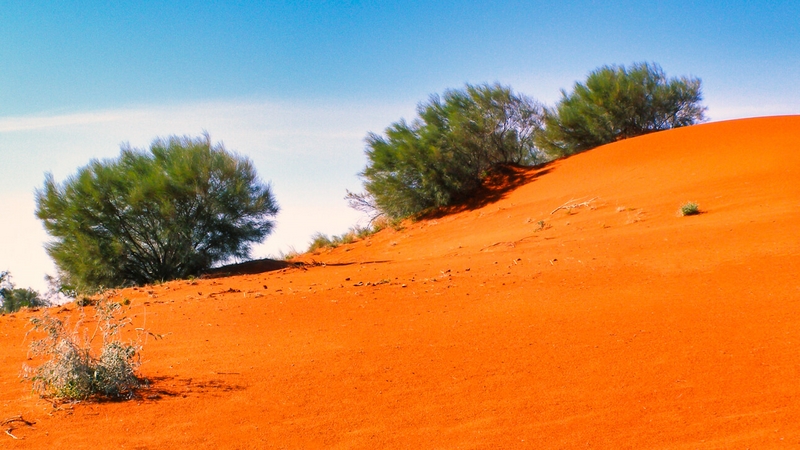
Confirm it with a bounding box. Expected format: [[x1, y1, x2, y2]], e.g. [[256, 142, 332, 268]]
[[359, 83, 545, 220], [36, 134, 279, 291], [538, 62, 707, 156], [0, 271, 48, 313]]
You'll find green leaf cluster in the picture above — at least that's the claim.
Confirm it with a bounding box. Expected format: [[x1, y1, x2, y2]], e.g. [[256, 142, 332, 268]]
[[538, 62, 707, 156], [0, 271, 48, 313], [361, 83, 545, 220], [36, 135, 279, 291]]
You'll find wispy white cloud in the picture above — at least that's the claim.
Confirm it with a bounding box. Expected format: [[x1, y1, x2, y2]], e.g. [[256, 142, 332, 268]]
[[0, 111, 129, 133]]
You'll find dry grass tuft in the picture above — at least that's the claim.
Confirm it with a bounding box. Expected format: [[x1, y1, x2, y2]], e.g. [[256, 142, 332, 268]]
[[22, 300, 147, 401]]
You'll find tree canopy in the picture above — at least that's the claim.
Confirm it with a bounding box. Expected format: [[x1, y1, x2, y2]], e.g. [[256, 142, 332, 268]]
[[358, 83, 545, 220], [36, 135, 279, 291], [537, 62, 707, 156], [1, 271, 48, 313]]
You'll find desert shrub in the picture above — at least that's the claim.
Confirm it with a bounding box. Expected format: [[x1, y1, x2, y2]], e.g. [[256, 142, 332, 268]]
[[36, 134, 279, 291], [306, 222, 388, 253], [1, 271, 49, 313], [538, 62, 707, 157], [338, 232, 356, 246], [368, 216, 391, 233], [308, 232, 335, 252], [275, 247, 300, 261], [680, 202, 701, 216], [358, 83, 545, 220], [354, 224, 376, 239], [307, 230, 355, 252], [23, 300, 144, 400]]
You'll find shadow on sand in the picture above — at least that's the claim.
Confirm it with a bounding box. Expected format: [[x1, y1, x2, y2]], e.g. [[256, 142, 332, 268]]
[[136, 375, 246, 402], [420, 162, 554, 220], [204, 258, 393, 278], [202, 259, 300, 278]]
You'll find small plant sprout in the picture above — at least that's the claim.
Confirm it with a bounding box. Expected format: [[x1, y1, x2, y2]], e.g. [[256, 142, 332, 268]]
[[680, 202, 701, 216]]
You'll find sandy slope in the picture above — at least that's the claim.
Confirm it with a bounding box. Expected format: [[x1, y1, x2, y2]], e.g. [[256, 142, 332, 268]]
[[1, 116, 799, 448]]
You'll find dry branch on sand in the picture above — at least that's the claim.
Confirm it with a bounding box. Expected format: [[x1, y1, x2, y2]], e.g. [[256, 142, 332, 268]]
[[550, 197, 598, 214], [2, 415, 35, 440]]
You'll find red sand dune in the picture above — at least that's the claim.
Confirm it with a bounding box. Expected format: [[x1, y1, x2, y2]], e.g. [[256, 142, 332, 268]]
[[2, 116, 799, 448]]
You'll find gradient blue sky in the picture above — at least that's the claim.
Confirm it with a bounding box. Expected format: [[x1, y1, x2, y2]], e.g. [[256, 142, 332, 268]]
[[1, 0, 798, 290]]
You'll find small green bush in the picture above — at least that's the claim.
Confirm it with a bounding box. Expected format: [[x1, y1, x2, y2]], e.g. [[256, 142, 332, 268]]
[[308, 232, 336, 252], [680, 202, 701, 216], [306, 222, 389, 253], [23, 300, 144, 401], [1, 271, 49, 313]]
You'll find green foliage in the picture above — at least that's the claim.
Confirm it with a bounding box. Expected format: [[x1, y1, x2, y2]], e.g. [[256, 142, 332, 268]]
[[538, 62, 707, 156], [360, 83, 545, 220], [36, 134, 279, 291], [273, 247, 300, 261], [308, 232, 336, 252], [23, 300, 144, 400], [680, 202, 701, 216], [306, 222, 384, 253], [0, 271, 49, 313]]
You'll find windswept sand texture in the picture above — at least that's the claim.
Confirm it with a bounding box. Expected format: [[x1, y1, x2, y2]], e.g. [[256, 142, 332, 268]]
[[1, 116, 799, 448]]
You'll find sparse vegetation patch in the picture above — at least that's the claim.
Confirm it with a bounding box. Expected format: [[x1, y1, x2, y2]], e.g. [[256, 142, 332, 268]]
[[307, 220, 390, 253], [23, 300, 149, 401]]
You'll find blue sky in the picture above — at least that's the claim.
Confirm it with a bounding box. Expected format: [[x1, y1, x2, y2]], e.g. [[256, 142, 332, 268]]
[[1, 0, 798, 290]]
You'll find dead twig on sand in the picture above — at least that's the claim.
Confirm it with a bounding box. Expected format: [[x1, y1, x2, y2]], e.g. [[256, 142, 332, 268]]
[[2, 415, 35, 440], [5, 429, 20, 440], [480, 235, 538, 252], [1, 416, 35, 427], [550, 197, 598, 215]]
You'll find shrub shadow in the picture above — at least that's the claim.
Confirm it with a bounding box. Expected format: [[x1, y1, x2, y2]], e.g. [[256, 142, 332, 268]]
[[202, 258, 300, 278], [421, 162, 554, 220], [136, 375, 246, 402], [204, 258, 393, 277]]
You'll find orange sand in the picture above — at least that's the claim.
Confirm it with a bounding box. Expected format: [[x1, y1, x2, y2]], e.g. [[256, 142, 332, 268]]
[[2, 116, 799, 448]]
